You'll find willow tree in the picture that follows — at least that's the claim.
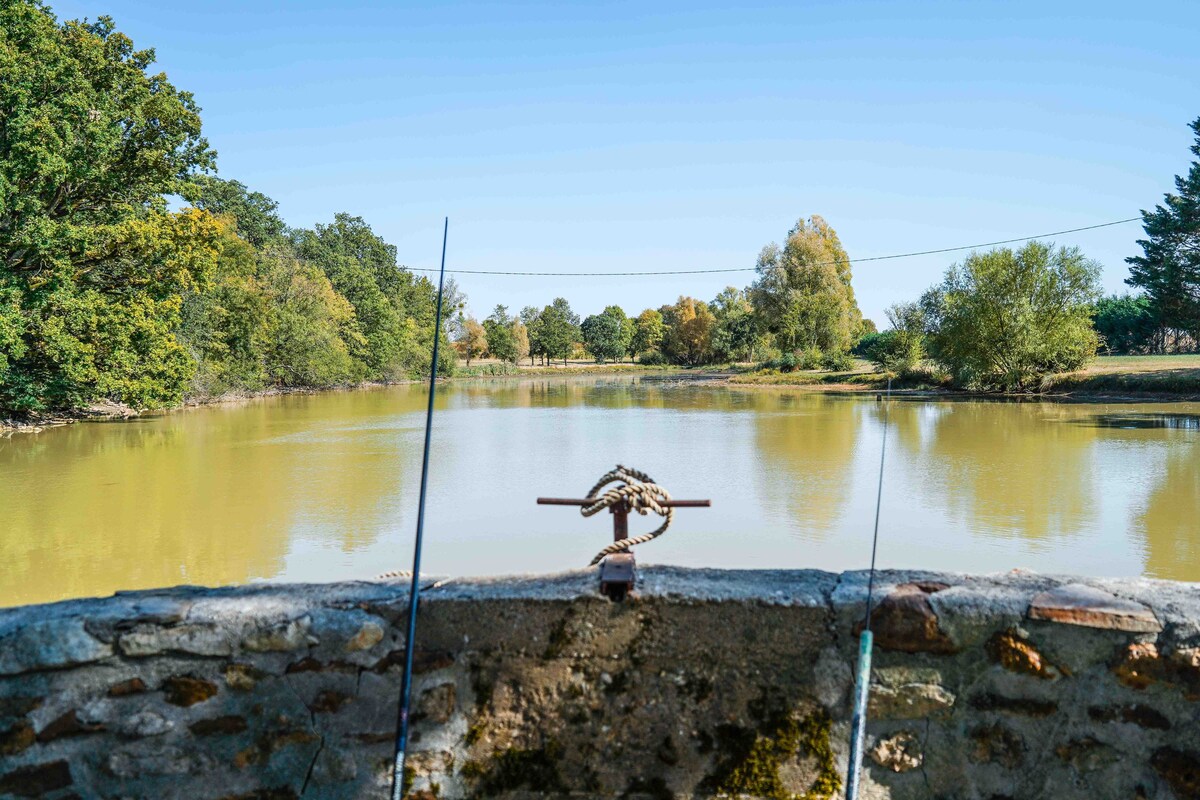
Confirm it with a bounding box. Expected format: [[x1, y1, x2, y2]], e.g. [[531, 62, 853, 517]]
[[922, 242, 1101, 391], [750, 215, 862, 354]]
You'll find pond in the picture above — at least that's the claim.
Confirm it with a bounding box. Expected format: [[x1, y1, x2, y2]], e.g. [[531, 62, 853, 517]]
[[2, 374, 1197, 607]]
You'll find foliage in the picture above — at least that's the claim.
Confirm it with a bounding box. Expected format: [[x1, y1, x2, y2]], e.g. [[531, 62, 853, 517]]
[[181, 175, 285, 247], [511, 319, 530, 363], [852, 331, 886, 357], [295, 213, 436, 381], [923, 242, 1102, 391], [256, 246, 359, 387], [482, 305, 519, 362], [635, 348, 670, 366], [456, 316, 487, 365], [1126, 117, 1200, 351], [0, 2, 213, 278], [1093, 294, 1157, 354], [660, 296, 715, 365], [750, 215, 862, 355], [820, 349, 855, 371], [866, 302, 926, 374], [631, 309, 665, 357], [710, 286, 762, 363], [581, 306, 628, 362], [0, 3, 213, 410], [531, 297, 580, 365]]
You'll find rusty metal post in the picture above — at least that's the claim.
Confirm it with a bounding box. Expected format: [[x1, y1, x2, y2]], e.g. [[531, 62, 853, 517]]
[[600, 501, 635, 601]]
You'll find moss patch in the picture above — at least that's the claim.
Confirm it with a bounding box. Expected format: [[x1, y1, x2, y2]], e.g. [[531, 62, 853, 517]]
[[461, 743, 566, 796], [704, 709, 839, 800]]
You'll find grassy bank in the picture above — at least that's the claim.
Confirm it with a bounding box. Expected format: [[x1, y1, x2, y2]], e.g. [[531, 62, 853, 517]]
[[726, 354, 1200, 398], [1042, 354, 1200, 397]]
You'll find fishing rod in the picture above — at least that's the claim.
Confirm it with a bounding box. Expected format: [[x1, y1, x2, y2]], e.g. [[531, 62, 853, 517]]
[[389, 217, 449, 800], [845, 377, 892, 800]]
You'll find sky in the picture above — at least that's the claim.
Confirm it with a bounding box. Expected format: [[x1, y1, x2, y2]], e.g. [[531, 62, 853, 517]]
[[53, 0, 1200, 326]]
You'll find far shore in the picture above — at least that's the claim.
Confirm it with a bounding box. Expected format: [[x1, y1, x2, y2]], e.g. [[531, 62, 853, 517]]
[[4, 354, 1199, 433]]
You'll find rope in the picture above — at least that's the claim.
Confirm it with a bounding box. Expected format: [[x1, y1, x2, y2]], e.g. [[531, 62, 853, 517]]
[[582, 465, 674, 566]]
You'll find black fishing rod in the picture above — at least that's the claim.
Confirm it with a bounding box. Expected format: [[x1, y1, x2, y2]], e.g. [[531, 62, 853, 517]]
[[845, 377, 891, 800], [389, 217, 449, 800]]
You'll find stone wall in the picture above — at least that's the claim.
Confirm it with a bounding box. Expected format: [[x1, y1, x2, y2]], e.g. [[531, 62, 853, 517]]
[[0, 567, 1197, 800]]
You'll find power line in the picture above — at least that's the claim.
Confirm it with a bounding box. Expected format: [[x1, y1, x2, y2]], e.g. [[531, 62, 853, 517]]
[[403, 216, 1141, 278]]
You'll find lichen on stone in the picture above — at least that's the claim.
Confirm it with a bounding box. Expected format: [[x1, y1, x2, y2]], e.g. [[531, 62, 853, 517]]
[[986, 630, 1061, 679], [707, 709, 840, 800]]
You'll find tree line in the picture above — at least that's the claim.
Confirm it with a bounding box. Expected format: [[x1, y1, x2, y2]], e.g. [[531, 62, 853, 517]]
[[0, 3, 453, 413], [453, 214, 867, 370], [3, 3, 1197, 412]]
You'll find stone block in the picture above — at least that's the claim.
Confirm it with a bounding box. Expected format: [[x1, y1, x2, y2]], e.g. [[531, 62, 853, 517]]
[[0, 619, 112, 675], [1028, 584, 1162, 633]]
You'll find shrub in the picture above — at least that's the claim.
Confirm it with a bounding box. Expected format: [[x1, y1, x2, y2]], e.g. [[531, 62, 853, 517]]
[[636, 349, 671, 366], [820, 350, 855, 371], [797, 346, 825, 370]]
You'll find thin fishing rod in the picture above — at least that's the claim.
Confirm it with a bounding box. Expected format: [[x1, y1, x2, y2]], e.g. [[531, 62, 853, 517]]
[[390, 217, 449, 800], [845, 377, 892, 800]]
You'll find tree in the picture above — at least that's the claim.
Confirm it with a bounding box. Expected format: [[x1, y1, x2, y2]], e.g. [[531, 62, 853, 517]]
[[537, 298, 580, 365], [1093, 294, 1157, 354], [456, 317, 487, 365], [600, 305, 634, 362], [865, 302, 925, 374], [520, 305, 543, 365], [661, 296, 715, 366], [181, 175, 285, 247], [483, 305, 519, 362], [1126, 117, 1200, 351], [0, 4, 214, 410], [923, 242, 1101, 391], [750, 216, 862, 355], [511, 319, 530, 364], [581, 313, 625, 362], [295, 213, 442, 380], [710, 286, 762, 363], [257, 246, 360, 387], [631, 309, 665, 358]]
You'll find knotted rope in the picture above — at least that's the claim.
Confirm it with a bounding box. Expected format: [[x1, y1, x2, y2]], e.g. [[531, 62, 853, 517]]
[[582, 465, 673, 566]]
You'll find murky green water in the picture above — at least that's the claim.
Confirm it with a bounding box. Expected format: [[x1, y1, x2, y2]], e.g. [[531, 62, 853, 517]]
[[2, 375, 1198, 607]]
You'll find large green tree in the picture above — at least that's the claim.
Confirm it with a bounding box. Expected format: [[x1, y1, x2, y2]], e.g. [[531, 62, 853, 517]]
[[1, 2, 214, 410], [631, 308, 665, 358], [750, 215, 861, 355], [1126, 117, 1200, 350], [923, 242, 1101, 391], [709, 286, 761, 363], [536, 297, 580, 365], [1093, 294, 1157, 354], [296, 213, 446, 380], [483, 304, 519, 362], [581, 310, 625, 363]]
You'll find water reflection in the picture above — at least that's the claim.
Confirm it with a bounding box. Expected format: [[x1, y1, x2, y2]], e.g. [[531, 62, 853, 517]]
[[1, 376, 1198, 607], [1081, 413, 1200, 430], [1138, 449, 1200, 581], [910, 402, 1098, 541]]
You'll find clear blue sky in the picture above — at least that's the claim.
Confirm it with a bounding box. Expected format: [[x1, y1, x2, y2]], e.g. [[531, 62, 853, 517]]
[[53, 0, 1199, 325]]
